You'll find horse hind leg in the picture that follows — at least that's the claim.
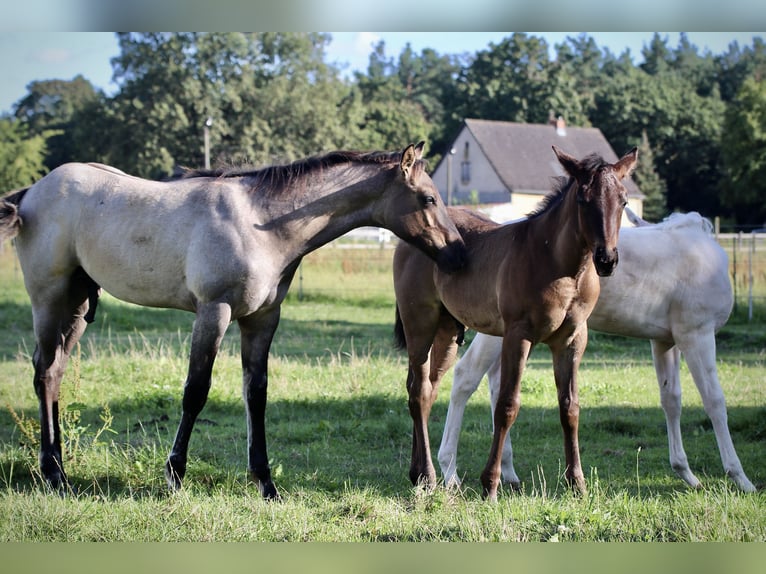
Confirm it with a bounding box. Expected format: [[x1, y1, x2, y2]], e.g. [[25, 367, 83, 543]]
[[650, 340, 701, 489], [676, 331, 756, 492], [401, 310, 449, 489], [438, 334, 495, 488], [31, 274, 92, 492]]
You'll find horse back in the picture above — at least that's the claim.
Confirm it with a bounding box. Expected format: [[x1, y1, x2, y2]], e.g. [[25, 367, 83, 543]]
[[590, 221, 732, 340], [14, 163, 263, 311]]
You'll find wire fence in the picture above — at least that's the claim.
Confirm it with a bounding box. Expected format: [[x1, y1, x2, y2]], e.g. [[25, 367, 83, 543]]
[[293, 228, 766, 322], [718, 232, 766, 321], [2, 227, 766, 321]]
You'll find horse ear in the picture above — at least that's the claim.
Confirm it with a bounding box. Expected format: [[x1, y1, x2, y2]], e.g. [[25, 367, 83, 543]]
[[401, 144, 417, 179], [413, 140, 426, 160], [552, 146, 583, 181], [614, 147, 639, 180]]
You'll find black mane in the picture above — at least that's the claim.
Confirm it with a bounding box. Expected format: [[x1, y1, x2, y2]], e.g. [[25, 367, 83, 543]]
[[177, 149, 426, 195], [526, 153, 608, 219]]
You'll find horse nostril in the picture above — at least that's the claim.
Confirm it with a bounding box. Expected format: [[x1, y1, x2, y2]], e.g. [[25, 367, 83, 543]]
[[594, 247, 618, 276]]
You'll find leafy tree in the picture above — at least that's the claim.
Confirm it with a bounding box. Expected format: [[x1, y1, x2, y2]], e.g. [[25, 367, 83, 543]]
[[454, 33, 553, 124], [13, 76, 100, 169], [720, 76, 766, 227], [640, 33, 673, 76], [0, 118, 50, 190], [592, 63, 725, 217], [100, 32, 356, 178], [350, 41, 433, 153], [715, 37, 766, 102]]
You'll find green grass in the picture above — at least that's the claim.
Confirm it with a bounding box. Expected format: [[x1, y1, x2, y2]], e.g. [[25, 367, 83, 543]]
[[0, 243, 765, 541]]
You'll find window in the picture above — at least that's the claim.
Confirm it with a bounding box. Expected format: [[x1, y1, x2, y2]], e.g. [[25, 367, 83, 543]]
[[460, 141, 471, 184], [460, 161, 471, 184]]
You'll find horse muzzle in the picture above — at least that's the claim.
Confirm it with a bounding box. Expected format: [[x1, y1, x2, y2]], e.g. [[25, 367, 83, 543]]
[[593, 246, 618, 277]]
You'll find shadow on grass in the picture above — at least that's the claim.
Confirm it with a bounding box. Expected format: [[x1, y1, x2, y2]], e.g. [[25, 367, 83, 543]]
[[2, 391, 764, 501]]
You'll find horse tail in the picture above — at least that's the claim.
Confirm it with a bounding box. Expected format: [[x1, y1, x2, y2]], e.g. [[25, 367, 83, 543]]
[[0, 187, 30, 243], [393, 304, 407, 351]]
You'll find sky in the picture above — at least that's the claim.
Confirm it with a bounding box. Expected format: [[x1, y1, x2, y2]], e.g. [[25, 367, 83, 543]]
[[0, 31, 763, 115]]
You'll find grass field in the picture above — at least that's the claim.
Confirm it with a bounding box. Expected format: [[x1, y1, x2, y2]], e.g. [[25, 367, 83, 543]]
[[0, 243, 764, 542]]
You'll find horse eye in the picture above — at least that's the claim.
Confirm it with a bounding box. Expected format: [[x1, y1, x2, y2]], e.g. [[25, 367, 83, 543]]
[[422, 195, 436, 206]]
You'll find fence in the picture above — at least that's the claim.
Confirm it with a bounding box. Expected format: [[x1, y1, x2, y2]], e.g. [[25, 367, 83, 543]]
[[2, 226, 765, 321], [292, 227, 766, 322], [718, 231, 766, 321]]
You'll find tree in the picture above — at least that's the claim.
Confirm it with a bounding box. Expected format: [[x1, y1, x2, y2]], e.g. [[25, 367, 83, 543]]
[[454, 33, 554, 124], [720, 76, 766, 227], [349, 41, 434, 153], [591, 64, 725, 217], [100, 32, 356, 178], [0, 118, 50, 190], [632, 131, 668, 222], [13, 76, 100, 169]]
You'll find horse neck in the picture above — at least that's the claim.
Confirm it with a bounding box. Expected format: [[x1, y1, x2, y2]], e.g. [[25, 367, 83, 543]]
[[533, 184, 592, 275], [262, 162, 389, 256]]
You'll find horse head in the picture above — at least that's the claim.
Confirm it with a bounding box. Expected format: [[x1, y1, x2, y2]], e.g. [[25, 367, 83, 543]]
[[553, 145, 638, 277], [379, 142, 467, 273]]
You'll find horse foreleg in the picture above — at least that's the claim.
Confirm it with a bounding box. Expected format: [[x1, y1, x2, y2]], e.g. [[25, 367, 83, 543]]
[[486, 352, 521, 489], [678, 331, 756, 492], [551, 330, 587, 495], [165, 301, 232, 490], [650, 340, 701, 489], [438, 333, 499, 487], [238, 309, 282, 500], [407, 359, 438, 488], [480, 334, 530, 501]]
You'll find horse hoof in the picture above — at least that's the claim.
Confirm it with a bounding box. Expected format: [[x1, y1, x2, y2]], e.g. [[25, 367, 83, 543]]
[[444, 476, 463, 489], [260, 481, 281, 501], [45, 476, 70, 497], [508, 480, 522, 493], [164, 460, 185, 490], [482, 487, 499, 502]]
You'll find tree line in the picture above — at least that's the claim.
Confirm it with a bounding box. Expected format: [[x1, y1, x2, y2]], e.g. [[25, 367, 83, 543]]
[[2, 32, 765, 228]]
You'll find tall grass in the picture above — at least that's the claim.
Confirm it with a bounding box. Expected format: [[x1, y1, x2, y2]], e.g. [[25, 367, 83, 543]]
[[0, 244, 764, 541]]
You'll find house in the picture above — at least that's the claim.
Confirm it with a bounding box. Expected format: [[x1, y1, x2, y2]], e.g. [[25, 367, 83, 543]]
[[430, 118, 644, 223]]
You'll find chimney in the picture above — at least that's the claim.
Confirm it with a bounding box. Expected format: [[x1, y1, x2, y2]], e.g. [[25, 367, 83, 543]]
[[556, 115, 566, 136]]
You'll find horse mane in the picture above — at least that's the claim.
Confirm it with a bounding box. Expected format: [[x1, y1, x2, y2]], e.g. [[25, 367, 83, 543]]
[[525, 153, 609, 219], [178, 149, 425, 195], [655, 211, 714, 234]]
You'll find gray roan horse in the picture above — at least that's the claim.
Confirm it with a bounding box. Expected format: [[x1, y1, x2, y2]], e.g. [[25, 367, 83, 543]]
[[393, 146, 637, 500], [0, 142, 467, 499]]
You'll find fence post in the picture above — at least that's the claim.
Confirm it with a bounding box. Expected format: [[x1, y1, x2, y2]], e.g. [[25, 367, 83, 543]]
[[748, 232, 755, 322], [732, 233, 738, 313]]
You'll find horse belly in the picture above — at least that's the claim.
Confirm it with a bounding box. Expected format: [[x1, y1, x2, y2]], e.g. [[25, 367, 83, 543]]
[[438, 284, 504, 336], [81, 244, 196, 310], [588, 296, 671, 341]]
